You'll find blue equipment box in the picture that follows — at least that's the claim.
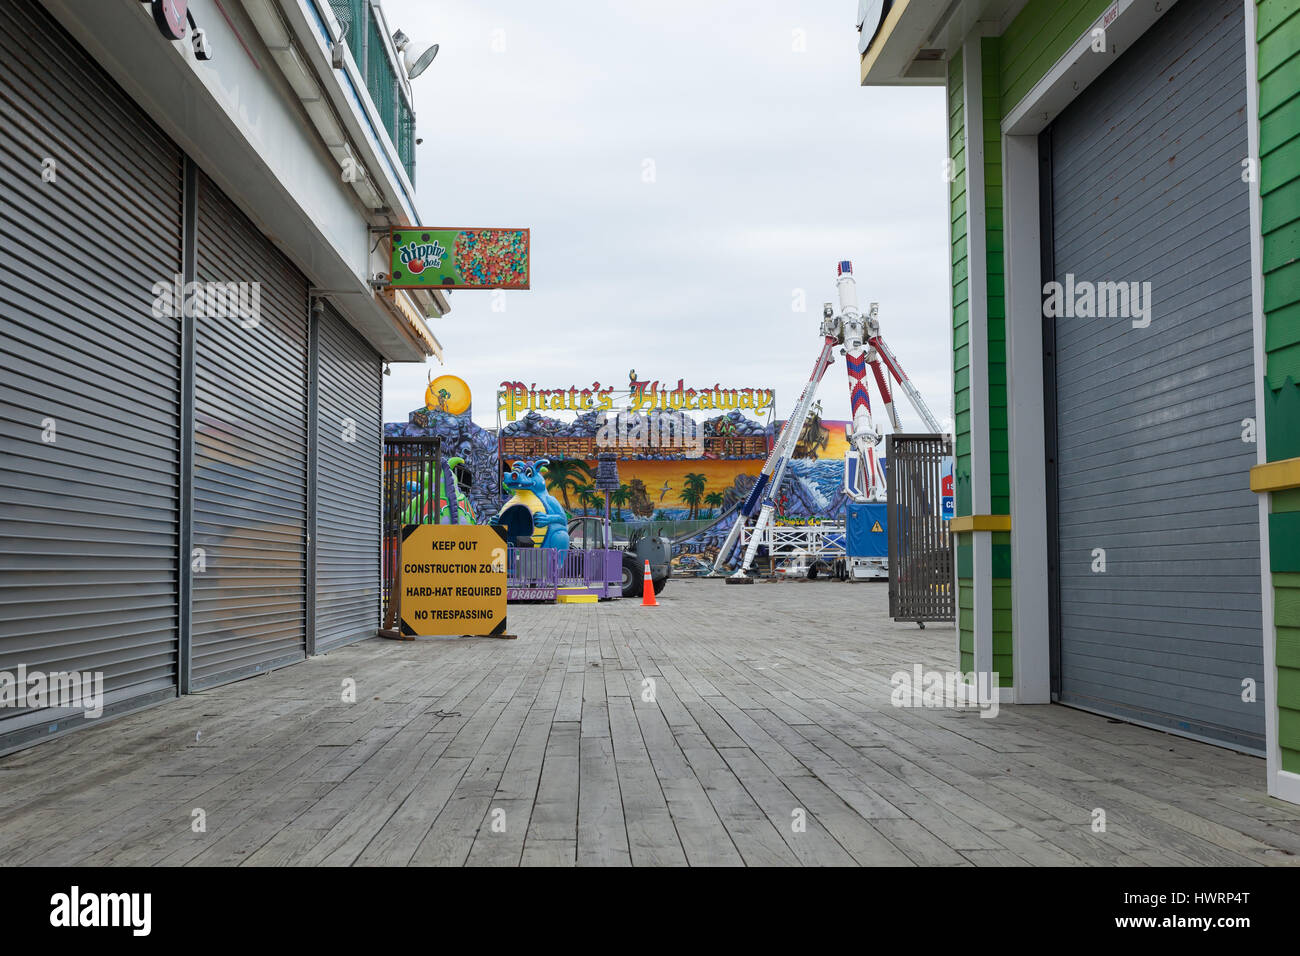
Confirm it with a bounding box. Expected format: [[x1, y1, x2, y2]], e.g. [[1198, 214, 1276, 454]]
[[846, 502, 888, 558]]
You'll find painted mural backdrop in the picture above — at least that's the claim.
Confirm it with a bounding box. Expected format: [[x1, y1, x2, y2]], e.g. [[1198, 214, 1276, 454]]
[[384, 377, 871, 571], [385, 375, 500, 523]]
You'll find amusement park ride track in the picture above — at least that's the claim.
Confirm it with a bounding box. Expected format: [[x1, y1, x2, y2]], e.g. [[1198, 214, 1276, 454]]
[[667, 502, 742, 546]]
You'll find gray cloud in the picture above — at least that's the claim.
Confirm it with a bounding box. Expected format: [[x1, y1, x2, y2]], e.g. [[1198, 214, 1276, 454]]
[[383, 1, 952, 432]]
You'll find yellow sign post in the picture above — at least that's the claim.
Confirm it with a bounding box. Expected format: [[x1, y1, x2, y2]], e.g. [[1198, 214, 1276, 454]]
[[396, 524, 511, 638]]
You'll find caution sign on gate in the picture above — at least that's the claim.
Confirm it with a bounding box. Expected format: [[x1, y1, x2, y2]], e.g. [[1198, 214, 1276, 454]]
[[397, 524, 510, 637]]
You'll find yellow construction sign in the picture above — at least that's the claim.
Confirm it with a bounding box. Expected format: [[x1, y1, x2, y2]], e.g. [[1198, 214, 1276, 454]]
[[398, 524, 508, 637]]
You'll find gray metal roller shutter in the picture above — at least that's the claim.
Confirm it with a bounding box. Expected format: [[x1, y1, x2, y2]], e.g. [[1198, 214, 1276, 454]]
[[191, 172, 308, 688], [1048, 0, 1262, 751], [0, 0, 182, 749], [314, 304, 382, 652]]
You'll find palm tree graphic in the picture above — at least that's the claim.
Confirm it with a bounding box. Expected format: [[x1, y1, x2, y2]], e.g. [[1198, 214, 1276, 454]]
[[540, 459, 591, 515], [576, 484, 603, 517], [680, 473, 707, 520], [703, 490, 724, 519], [609, 483, 631, 520]]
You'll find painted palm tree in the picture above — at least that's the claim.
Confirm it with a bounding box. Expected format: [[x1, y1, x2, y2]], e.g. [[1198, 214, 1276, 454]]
[[609, 483, 631, 520], [576, 483, 601, 517], [703, 490, 724, 519], [680, 472, 707, 520], [540, 458, 592, 515]]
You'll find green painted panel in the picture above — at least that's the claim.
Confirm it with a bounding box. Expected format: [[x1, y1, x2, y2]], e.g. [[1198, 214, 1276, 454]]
[[1259, 0, 1300, 34], [952, 209, 967, 239], [991, 583, 1012, 610], [958, 543, 973, 577], [999, 0, 1113, 114], [992, 631, 1012, 655], [1267, 343, 1300, 387], [1262, 221, 1300, 274], [1280, 709, 1300, 772], [1279, 626, 1300, 670], [1273, 488, 1300, 512], [1265, 299, 1300, 352], [1278, 666, 1300, 710], [1276, 574, 1300, 628], [1259, 57, 1300, 123], [1262, 0, 1300, 490], [1259, 92, 1300, 154], [992, 542, 1012, 578], [1264, 378, 1300, 458], [993, 656, 1014, 687], [1262, 134, 1300, 195], [950, 181, 968, 213], [1263, 177, 1300, 236], [1264, 260, 1300, 315], [1258, 8, 1300, 75], [1272, 513, 1300, 573], [1283, 747, 1300, 774]]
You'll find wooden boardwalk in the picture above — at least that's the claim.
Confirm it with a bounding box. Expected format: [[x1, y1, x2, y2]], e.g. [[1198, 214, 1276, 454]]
[[3, 581, 1299, 866]]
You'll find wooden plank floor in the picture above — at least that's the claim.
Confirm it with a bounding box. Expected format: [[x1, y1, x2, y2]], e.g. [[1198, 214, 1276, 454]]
[[3, 581, 1299, 866]]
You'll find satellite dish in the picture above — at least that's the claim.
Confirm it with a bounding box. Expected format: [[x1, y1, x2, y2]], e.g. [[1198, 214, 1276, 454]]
[[406, 42, 439, 79], [857, 0, 889, 56]]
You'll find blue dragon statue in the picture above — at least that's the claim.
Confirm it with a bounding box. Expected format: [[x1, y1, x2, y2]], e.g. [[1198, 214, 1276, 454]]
[[491, 458, 570, 562]]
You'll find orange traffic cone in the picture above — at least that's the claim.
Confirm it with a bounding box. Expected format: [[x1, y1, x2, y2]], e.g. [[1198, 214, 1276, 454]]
[[641, 560, 658, 607]]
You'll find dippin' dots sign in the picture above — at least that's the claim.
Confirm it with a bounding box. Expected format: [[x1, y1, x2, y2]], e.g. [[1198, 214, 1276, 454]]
[[397, 239, 446, 275]]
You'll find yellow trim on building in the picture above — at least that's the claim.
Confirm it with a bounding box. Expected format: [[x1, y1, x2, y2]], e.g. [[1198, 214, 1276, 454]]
[[859, 0, 912, 84], [1250, 457, 1300, 493], [949, 514, 1012, 533]]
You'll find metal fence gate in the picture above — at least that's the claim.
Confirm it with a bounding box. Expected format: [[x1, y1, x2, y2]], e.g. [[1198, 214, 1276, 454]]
[[382, 437, 444, 625], [885, 434, 954, 624]]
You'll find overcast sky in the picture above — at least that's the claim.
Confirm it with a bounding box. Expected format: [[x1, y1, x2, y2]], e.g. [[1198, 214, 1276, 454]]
[[382, 0, 951, 433]]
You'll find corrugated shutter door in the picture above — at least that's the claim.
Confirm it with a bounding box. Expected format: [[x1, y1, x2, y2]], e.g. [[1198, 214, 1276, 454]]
[[315, 304, 382, 651], [191, 173, 308, 688], [0, 0, 183, 748], [1048, 0, 1262, 751]]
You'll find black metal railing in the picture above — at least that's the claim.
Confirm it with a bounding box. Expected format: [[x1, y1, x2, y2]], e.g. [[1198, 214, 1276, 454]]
[[382, 436, 442, 623], [885, 433, 955, 624]]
